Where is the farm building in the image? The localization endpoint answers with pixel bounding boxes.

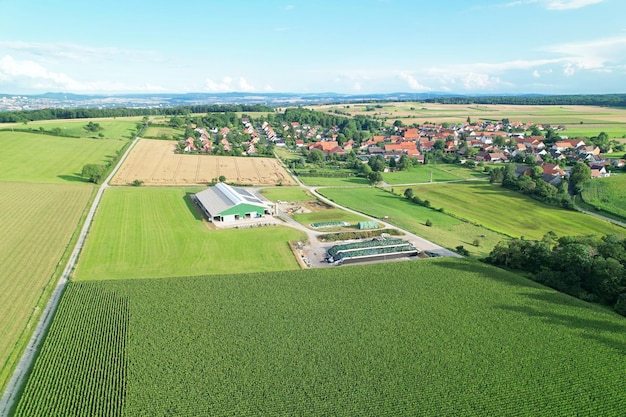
[357,221,379,230]
[193,182,273,222]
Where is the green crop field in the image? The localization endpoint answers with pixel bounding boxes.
[0,131,127,183]
[403,182,625,240]
[72,187,306,280]
[581,175,626,220]
[0,182,93,392]
[14,260,626,416]
[319,187,503,257]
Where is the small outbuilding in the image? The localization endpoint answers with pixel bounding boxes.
[193,182,273,222]
[357,221,379,230]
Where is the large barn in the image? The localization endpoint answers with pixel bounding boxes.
[193,182,273,222]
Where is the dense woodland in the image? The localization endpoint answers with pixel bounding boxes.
[486,234,626,316]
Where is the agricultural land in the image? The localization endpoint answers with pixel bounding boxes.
[3,102,626,415]
[0,123,131,393]
[14,260,626,416]
[111,139,296,186]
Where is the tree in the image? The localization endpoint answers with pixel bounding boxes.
[368,171,383,184]
[404,188,414,199]
[393,120,404,128]
[398,154,411,171]
[569,162,591,194]
[218,175,226,182]
[81,164,107,184]
[84,121,103,133]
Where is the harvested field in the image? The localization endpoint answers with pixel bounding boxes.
[112,139,296,186]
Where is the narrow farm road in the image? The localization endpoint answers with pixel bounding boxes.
[0,135,142,417]
[575,206,626,229]
[273,152,460,259]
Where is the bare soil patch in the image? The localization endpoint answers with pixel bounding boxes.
[112,139,296,186]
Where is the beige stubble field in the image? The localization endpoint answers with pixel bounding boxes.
[112,139,296,186]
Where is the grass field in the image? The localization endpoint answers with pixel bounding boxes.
[383,164,481,184]
[581,174,626,220]
[297,175,369,186]
[292,208,370,228]
[15,260,626,416]
[319,187,503,257]
[402,182,625,240]
[0,182,93,392]
[72,187,306,280]
[259,186,312,202]
[10,118,142,140]
[142,125,184,139]
[0,131,127,183]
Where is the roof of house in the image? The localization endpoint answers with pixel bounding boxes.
[195,182,270,216]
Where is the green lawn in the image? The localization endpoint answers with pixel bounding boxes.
[16,260,626,416]
[406,182,625,240]
[73,187,306,280]
[581,174,626,220]
[319,187,503,257]
[260,186,312,202]
[0,131,127,183]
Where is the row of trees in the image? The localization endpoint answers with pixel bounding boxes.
[0,104,273,123]
[426,94,626,107]
[488,164,574,209]
[485,233,626,316]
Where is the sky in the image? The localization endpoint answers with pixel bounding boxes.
[0,0,625,95]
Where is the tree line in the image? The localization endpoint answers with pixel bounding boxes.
[0,104,273,123]
[485,233,626,317]
[425,94,626,107]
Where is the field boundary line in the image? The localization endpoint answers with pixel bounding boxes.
[0,135,142,417]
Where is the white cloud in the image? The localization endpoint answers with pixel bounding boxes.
[542,36,626,70]
[238,77,255,91]
[0,41,157,63]
[205,76,234,92]
[399,72,430,91]
[353,82,362,91]
[563,63,576,76]
[532,70,541,77]
[462,73,505,90]
[504,0,604,10]
[0,55,165,93]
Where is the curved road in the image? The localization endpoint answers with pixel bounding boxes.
[0,135,142,417]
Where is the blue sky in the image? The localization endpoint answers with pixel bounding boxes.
[0,0,625,94]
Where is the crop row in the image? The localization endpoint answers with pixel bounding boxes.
[14,284,128,417]
[13,260,626,415]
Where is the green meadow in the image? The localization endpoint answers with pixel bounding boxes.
[73,187,306,280]
[260,186,312,202]
[10,118,142,140]
[297,175,369,186]
[292,208,369,228]
[405,182,625,240]
[383,165,476,184]
[16,260,626,416]
[581,174,626,220]
[319,187,503,257]
[0,131,127,183]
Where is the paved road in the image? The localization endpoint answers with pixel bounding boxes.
[575,206,626,228]
[0,135,142,417]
